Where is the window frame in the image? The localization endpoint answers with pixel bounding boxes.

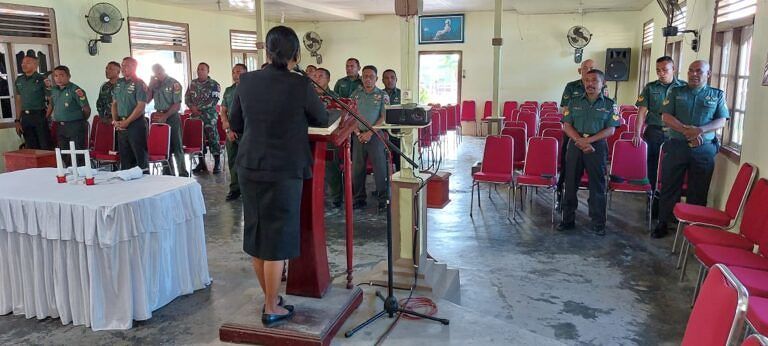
[638,20,654,95]
[229,30,259,72]
[127,17,192,86]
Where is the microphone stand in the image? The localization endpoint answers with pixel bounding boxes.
[293,66,449,337]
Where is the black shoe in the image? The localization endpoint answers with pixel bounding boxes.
[179,171,190,178]
[262,305,294,326]
[377,201,387,213]
[591,224,606,236]
[556,222,575,232]
[651,222,669,239]
[353,200,367,210]
[192,161,206,173]
[261,295,285,313]
[332,200,343,208]
[226,191,241,201]
[212,155,221,174]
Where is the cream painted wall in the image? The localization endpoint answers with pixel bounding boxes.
[0,0,262,171]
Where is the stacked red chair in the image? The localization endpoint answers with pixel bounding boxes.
[90,120,119,170]
[147,123,171,175]
[513,136,559,222]
[517,111,537,139]
[460,100,477,136]
[470,135,515,219]
[182,117,205,174]
[501,127,526,170]
[608,139,653,230]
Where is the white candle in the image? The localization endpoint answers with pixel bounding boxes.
[83,151,93,179]
[68,141,78,181]
[55,148,64,176]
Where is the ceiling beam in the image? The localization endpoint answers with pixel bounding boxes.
[273,0,364,21]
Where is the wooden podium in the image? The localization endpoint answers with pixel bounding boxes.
[220,98,362,345]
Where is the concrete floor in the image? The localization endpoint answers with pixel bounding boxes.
[0,136,696,345]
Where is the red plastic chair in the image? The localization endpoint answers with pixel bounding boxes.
[608,139,653,230]
[627,115,638,131]
[504,109,520,123]
[88,119,99,150]
[519,105,537,115]
[513,136,559,222]
[540,108,558,118]
[90,121,119,169]
[471,135,515,219]
[619,105,638,113]
[541,115,563,122]
[503,120,527,133]
[741,334,768,346]
[517,111,537,139]
[502,101,518,120]
[607,124,628,162]
[147,123,171,175]
[541,128,564,170]
[672,163,758,254]
[541,101,558,108]
[501,127,526,170]
[681,264,748,346]
[522,101,539,109]
[446,105,457,131]
[538,121,562,136]
[438,107,448,138]
[483,101,493,118]
[461,100,477,136]
[680,179,768,280]
[620,132,635,140]
[182,118,204,171]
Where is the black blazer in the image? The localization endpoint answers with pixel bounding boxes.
[230,65,329,181]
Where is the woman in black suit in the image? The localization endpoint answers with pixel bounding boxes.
[229,25,328,325]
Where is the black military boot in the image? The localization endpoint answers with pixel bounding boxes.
[192,154,207,173]
[212,155,221,174]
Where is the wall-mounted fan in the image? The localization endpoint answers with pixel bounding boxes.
[303,31,323,64]
[567,26,592,63]
[85,2,124,56]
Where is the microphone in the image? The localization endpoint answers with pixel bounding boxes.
[293,65,307,76]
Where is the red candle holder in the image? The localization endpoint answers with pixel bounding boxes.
[85,177,95,186]
[56,175,66,184]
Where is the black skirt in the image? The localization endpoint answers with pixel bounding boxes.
[238,167,303,261]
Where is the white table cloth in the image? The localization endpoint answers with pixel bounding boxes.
[0,168,211,330]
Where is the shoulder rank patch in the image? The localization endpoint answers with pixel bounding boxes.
[75,89,85,99]
[173,82,182,93]
[637,96,644,102]
[662,99,670,105]
[563,109,570,117]
[612,115,620,121]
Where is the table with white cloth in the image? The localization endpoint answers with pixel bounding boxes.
[0,168,211,330]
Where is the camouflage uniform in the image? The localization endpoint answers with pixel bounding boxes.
[185,77,221,155]
[96,80,116,122]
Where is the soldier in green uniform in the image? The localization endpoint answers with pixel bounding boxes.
[634,56,687,216]
[652,60,729,238]
[220,63,247,201]
[112,57,149,172]
[147,63,188,177]
[48,65,90,166]
[382,69,402,172]
[333,58,363,98]
[96,61,121,124]
[312,68,333,95]
[351,65,390,211]
[312,67,344,208]
[185,62,222,174]
[558,69,620,236]
[14,55,52,150]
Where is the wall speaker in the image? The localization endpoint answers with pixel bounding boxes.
[605,48,631,81]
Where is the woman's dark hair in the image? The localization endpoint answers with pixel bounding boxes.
[265,26,300,70]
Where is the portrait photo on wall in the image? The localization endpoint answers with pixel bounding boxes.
[419,14,465,44]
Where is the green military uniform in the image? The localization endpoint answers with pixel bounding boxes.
[222,83,239,194]
[333,75,362,98]
[560,79,609,108]
[113,77,149,171]
[15,72,52,149]
[50,82,89,166]
[384,87,402,171]
[635,78,687,193]
[96,80,116,122]
[561,93,621,231]
[185,77,221,157]
[384,87,401,105]
[350,86,390,207]
[656,85,729,226]
[149,76,187,176]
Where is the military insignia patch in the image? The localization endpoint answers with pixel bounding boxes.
[173,83,181,93]
[612,115,620,121]
[563,109,570,116]
[75,89,85,99]
[563,95,569,100]
[662,99,670,105]
[637,96,644,102]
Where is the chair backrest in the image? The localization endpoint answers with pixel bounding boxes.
[540,108,558,118]
[541,114,563,122]
[92,121,115,153]
[682,264,748,346]
[620,105,638,112]
[504,109,520,122]
[419,125,432,147]
[736,179,768,245]
[500,127,526,162]
[517,112,537,138]
[627,114,638,131]
[503,101,518,120]
[742,334,768,346]
[607,124,629,160]
[522,101,539,109]
[446,105,457,130]
[620,131,635,140]
[480,135,514,176]
[621,110,638,122]
[438,108,448,135]
[148,123,171,159]
[430,109,441,141]
[483,100,493,118]
[216,115,226,142]
[183,118,204,149]
[541,101,558,108]
[503,120,527,134]
[519,105,537,114]
[461,100,476,121]
[538,121,562,136]
[541,128,564,165]
[725,163,758,219]
[89,119,99,149]
[523,137,558,178]
[609,139,648,181]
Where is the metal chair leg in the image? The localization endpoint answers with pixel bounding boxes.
[477,182,482,209]
[679,242,691,282]
[507,185,513,221]
[691,265,707,307]
[470,181,475,217]
[672,222,685,254]
[551,188,556,224]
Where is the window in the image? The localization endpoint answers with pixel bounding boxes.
[418,51,462,105]
[128,17,191,113]
[710,0,757,153]
[666,1,686,74]
[0,3,59,128]
[666,40,683,74]
[230,30,259,72]
[638,20,654,93]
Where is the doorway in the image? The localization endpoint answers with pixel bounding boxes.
[418,51,461,105]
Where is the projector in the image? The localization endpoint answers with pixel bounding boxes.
[662,26,679,37]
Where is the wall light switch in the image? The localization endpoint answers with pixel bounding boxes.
[403,90,412,100]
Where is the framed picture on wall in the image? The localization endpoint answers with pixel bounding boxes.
[419,14,464,44]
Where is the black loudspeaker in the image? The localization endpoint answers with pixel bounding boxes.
[605,48,631,81]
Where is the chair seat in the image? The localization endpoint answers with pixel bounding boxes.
[608,182,652,192]
[91,152,119,162]
[747,296,768,334]
[684,225,755,250]
[674,203,732,227]
[695,244,768,270]
[148,154,167,162]
[516,175,556,187]
[184,146,202,154]
[730,266,768,298]
[473,171,513,183]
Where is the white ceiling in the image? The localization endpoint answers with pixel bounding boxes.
[144,0,655,22]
